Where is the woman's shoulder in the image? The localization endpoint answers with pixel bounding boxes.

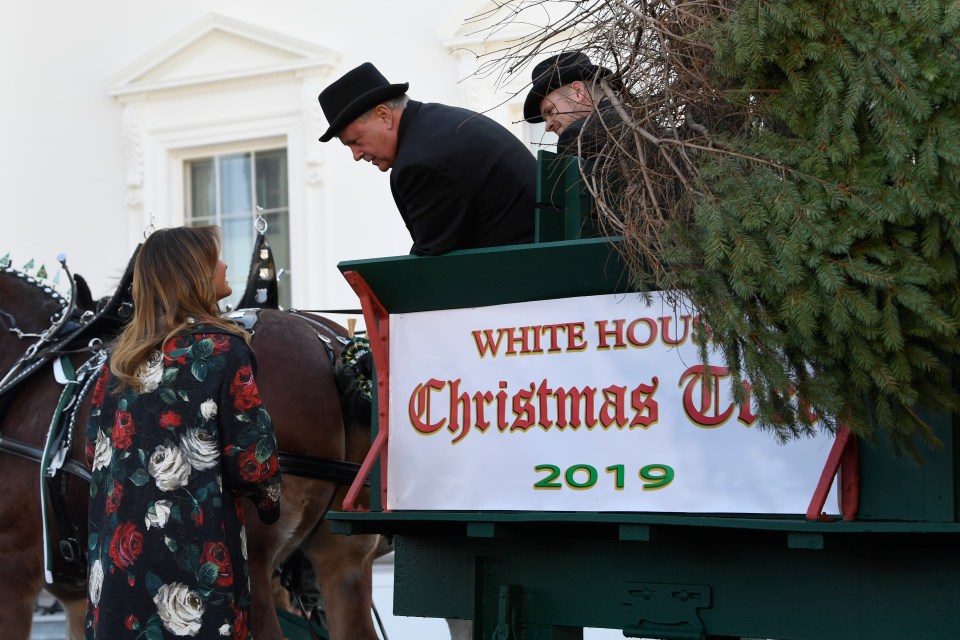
[180,319,244,339]
[164,323,250,357]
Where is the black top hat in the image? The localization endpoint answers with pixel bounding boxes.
[318,62,409,142]
[523,51,614,123]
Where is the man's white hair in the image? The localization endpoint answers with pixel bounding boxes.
[357,94,410,121]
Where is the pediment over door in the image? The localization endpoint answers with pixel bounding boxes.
[105,13,339,259]
[108,13,338,98]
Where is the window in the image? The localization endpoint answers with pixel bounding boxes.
[184,147,291,310]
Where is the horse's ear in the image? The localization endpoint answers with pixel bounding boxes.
[236,233,279,310]
[72,275,95,312]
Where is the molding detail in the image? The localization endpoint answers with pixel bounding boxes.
[108,13,338,101]
[121,105,144,207]
[302,76,327,186]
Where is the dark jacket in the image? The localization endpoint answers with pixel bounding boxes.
[390,101,536,255]
[557,100,621,158]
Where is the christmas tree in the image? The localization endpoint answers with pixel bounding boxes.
[481,0,960,455]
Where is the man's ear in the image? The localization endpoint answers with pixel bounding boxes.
[374,104,396,128]
[570,80,588,102]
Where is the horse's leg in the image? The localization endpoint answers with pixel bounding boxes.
[0,559,41,640]
[247,551,285,640]
[302,516,381,640]
[246,475,341,640]
[247,311,356,639]
[0,426,50,640]
[60,596,87,640]
[303,395,381,640]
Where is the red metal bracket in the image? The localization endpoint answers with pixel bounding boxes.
[341,271,390,512]
[806,425,860,521]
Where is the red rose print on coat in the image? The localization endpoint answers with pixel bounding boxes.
[209,333,232,355]
[159,410,182,430]
[232,602,249,640]
[201,541,233,587]
[162,335,192,364]
[112,411,136,450]
[237,444,278,483]
[105,479,124,514]
[108,521,143,570]
[230,366,262,412]
[91,367,109,407]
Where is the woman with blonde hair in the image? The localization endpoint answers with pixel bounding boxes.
[85,225,281,639]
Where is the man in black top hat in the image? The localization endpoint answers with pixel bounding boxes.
[523,51,620,158]
[318,62,535,256]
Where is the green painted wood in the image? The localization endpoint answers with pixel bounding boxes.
[857,403,959,522]
[534,150,592,242]
[328,510,960,536]
[383,529,960,639]
[337,238,633,314]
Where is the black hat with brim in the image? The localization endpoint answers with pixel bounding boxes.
[318,62,409,142]
[523,51,614,123]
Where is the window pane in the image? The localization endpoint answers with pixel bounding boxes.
[255,149,288,210]
[220,213,254,311]
[188,159,215,221]
[219,153,252,214]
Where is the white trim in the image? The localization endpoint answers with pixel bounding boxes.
[108,13,338,96]
[153,116,318,307]
[109,61,335,98]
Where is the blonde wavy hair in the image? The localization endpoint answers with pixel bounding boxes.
[110,225,251,393]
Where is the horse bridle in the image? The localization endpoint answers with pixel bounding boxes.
[0,258,89,393]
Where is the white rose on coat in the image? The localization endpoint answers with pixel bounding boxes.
[138,350,164,393]
[148,443,192,492]
[89,559,103,606]
[92,429,113,472]
[145,499,173,530]
[200,399,217,420]
[154,582,205,636]
[180,428,219,471]
[267,482,281,502]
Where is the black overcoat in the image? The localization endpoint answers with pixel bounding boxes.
[557,100,621,158]
[390,101,536,255]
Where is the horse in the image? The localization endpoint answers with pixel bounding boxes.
[0,263,382,640]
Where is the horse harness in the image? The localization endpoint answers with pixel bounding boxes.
[1,289,366,588]
[225,308,368,484]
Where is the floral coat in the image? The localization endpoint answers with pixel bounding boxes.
[85,326,281,639]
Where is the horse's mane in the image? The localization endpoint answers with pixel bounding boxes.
[0,245,139,352]
[0,266,68,309]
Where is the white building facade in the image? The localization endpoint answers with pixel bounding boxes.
[1,0,549,309]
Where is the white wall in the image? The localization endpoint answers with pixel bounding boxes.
[0,0,541,308]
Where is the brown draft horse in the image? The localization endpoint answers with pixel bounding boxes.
[0,265,381,640]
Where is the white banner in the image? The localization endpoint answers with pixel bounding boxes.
[387,292,837,513]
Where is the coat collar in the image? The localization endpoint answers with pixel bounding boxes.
[396,100,423,152]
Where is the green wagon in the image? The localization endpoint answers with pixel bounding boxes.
[328,155,960,640]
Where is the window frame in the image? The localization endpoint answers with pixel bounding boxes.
[180,139,291,309]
